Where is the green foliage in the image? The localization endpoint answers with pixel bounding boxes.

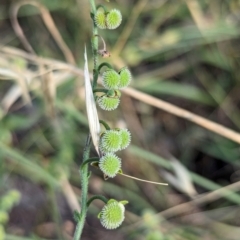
[1,0,240,239]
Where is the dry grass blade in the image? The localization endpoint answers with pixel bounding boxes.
[161,158,197,197]
[10,0,75,64]
[2,46,240,145]
[84,46,100,155]
[0,68,31,110]
[122,87,240,144]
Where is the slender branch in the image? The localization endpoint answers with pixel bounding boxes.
[73,135,91,240]
[2,46,240,144]
[93,88,109,94]
[98,62,113,72]
[10,1,75,64]
[87,195,108,207]
[89,0,96,12]
[118,172,168,186]
[96,4,108,12]
[90,0,99,89]
[81,157,100,169]
[99,120,111,130]
[122,87,240,144]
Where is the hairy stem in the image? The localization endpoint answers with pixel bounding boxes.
[73,135,91,240]
[73,0,98,239]
[91,0,99,89]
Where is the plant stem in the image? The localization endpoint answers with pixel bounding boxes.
[73,135,91,240]
[98,62,113,72]
[81,157,100,169]
[99,120,111,130]
[87,195,108,207]
[73,0,99,239]
[93,88,109,94]
[90,0,99,89]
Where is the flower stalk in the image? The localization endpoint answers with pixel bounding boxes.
[73,0,144,238]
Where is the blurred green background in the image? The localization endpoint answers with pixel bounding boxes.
[1,0,240,239]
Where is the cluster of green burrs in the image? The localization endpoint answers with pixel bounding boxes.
[98,127,131,178]
[89,3,131,230]
[76,1,166,237]
[93,5,132,112]
[95,6,122,29]
[96,64,132,111]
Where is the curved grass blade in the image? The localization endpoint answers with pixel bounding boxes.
[84,46,100,155]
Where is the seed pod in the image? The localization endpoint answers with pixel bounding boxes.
[100,130,122,153]
[118,129,131,150]
[98,199,126,229]
[98,95,120,111]
[95,9,107,29]
[102,69,120,90]
[106,9,122,30]
[118,67,132,89]
[99,153,121,178]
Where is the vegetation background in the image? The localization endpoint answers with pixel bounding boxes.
[1,0,240,239]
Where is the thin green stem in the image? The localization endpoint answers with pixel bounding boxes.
[93,88,109,94]
[96,4,108,12]
[93,68,99,89]
[81,157,100,169]
[99,120,111,130]
[98,62,113,72]
[73,0,99,239]
[73,135,91,240]
[89,0,96,12]
[87,195,108,207]
[90,0,99,89]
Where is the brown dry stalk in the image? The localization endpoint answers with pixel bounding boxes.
[122,87,240,144]
[124,180,240,232]
[185,0,209,30]
[10,0,75,64]
[2,46,240,144]
[9,1,79,214]
[159,179,240,219]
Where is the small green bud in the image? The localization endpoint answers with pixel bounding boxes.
[100,130,122,153]
[118,67,132,89]
[98,199,126,229]
[102,69,120,90]
[95,9,107,29]
[106,9,122,30]
[98,95,120,111]
[118,129,131,150]
[99,153,121,178]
